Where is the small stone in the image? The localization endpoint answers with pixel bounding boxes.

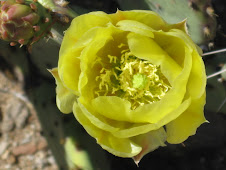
[35,150,48,169]
[21,134,31,145]
[4,164,12,169]
[36,150,46,159]
[1,119,14,132]
[1,99,25,132]
[47,155,56,165]
[12,142,37,156]
[0,141,9,155]
[7,154,16,164]
[37,139,48,150]
[26,154,35,161]
[1,149,10,160]
[6,99,23,119]
[15,106,29,129]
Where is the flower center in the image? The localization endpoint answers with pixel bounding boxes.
[132,73,148,90]
[94,44,171,110]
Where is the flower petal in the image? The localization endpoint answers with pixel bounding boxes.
[132,127,167,164]
[127,32,182,84]
[187,50,206,99]
[58,13,115,94]
[58,51,81,95]
[78,99,120,133]
[59,26,120,95]
[49,68,76,113]
[73,101,142,157]
[78,26,124,99]
[116,20,154,38]
[111,97,191,138]
[153,31,187,66]
[166,92,207,144]
[110,10,167,30]
[155,29,206,99]
[59,11,112,56]
[90,96,190,138]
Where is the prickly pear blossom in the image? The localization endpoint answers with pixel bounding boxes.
[0,0,52,46]
[50,10,207,163]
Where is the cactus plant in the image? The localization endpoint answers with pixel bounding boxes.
[117,0,217,45]
[0,0,52,46]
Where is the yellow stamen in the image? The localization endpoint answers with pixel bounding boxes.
[94,47,171,109]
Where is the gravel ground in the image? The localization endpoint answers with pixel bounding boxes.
[0,62,58,170]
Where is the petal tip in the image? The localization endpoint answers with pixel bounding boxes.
[132,157,140,167]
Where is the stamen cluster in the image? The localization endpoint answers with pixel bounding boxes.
[95,44,171,109]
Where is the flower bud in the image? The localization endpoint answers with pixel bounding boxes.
[0,0,52,45]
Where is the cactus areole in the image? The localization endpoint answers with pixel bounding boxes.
[0,0,52,46]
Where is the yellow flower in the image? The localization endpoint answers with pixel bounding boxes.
[50,10,207,163]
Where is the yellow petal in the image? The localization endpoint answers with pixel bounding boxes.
[78,99,120,133]
[166,92,207,144]
[155,29,206,99]
[58,13,115,95]
[111,97,191,138]
[58,51,81,95]
[73,101,142,157]
[110,10,167,30]
[59,11,112,56]
[92,96,132,121]
[49,68,76,113]
[160,29,197,51]
[169,19,188,34]
[127,32,182,84]
[154,31,188,66]
[132,127,167,164]
[187,50,206,99]
[78,26,123,98]
[154,29,198,65]
[59,26,115,96]
[91,96,190,138]
[116,20,154,38]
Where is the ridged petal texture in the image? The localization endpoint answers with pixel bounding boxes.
[50,10,207,163]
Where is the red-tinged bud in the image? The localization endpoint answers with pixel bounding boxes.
[22,13,39,25]
[0,0,52,46]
